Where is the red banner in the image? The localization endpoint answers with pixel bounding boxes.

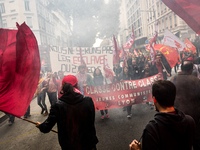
[84,74,162,110]
[0,23,40,117]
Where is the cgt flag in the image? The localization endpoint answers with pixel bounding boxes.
[0,22,40,117]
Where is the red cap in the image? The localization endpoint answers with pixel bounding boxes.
[62,75,78,86]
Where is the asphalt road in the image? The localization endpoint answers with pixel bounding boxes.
[0,97,155,150]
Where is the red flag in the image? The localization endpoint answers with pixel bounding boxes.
[154,44,179,68]
[184,38,197,53]
[103,59,114,81]
[121,44,128,67]
[149,31,158,63]
[113,35,120,64]
[162,0,200,34]
[123,25,135,49]
[0,22,40,117]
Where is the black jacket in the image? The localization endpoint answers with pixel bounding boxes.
[142,109,195,150]
[38,93,98,150]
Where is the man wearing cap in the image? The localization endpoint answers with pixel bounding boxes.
[36,75,98,150]
[170,57,200,150]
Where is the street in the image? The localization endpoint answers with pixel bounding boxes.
[0,98,155,150]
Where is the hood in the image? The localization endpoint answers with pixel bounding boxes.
[59,92,83,105]
[154,109,190,134]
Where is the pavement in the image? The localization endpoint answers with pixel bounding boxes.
[0,111,8,124]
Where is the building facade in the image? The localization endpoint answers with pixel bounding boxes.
[0,0,71,71]
[119,0,196,49]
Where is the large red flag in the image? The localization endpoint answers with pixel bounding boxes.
[184,38,197,53]
[123,25,135,49]
[162,0,200,34]
[0,22,40,117]
[154,44,179,68]
[113,35,120,64]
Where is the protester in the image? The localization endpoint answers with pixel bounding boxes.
[129,80,195,150]
[36,75,98,150]
[76,64,94,94]
[170,57,200,150]
[93,68,109,119]
[113,62,122,81]
[46,72,58,106]
[128,58,140,80]
[35,72,48,116]
[119,66,133,118]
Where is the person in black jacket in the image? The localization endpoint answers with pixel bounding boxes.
[36,75,98,150]
[129,80,195,150]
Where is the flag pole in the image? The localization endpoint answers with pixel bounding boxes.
[20,117,58,133]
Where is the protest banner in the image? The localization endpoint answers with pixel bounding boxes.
[49,46,113,75]
[84,74,162,110]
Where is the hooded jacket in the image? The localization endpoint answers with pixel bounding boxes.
[142,109,195,150]
[38,92,98,150]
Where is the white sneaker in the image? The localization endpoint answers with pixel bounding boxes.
[127,114,132,118]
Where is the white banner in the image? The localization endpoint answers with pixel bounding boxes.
[163,29,185,51]
[49,46,114,75]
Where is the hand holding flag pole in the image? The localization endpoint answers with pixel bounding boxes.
[21,117,58,133]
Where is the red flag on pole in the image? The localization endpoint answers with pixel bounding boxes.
[113,35,120,65]
[154,44,179,68]
[103,59,114,81]
[121,44,128,67]
[162,0,200,34]
[149,31,158,63]
[0,22,40,117]
[123,25,135,49]
[184,38,197,53]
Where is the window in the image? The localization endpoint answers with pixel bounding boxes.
[26,17,32,28]
[0,3,5,13]
[24,0,30,11]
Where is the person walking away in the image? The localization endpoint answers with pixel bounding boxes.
[36,75,98,150]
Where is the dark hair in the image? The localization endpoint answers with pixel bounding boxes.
[93,68,103,77]
[60,83,77,95]
[181,61,193,72]
[152,80,176,107]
